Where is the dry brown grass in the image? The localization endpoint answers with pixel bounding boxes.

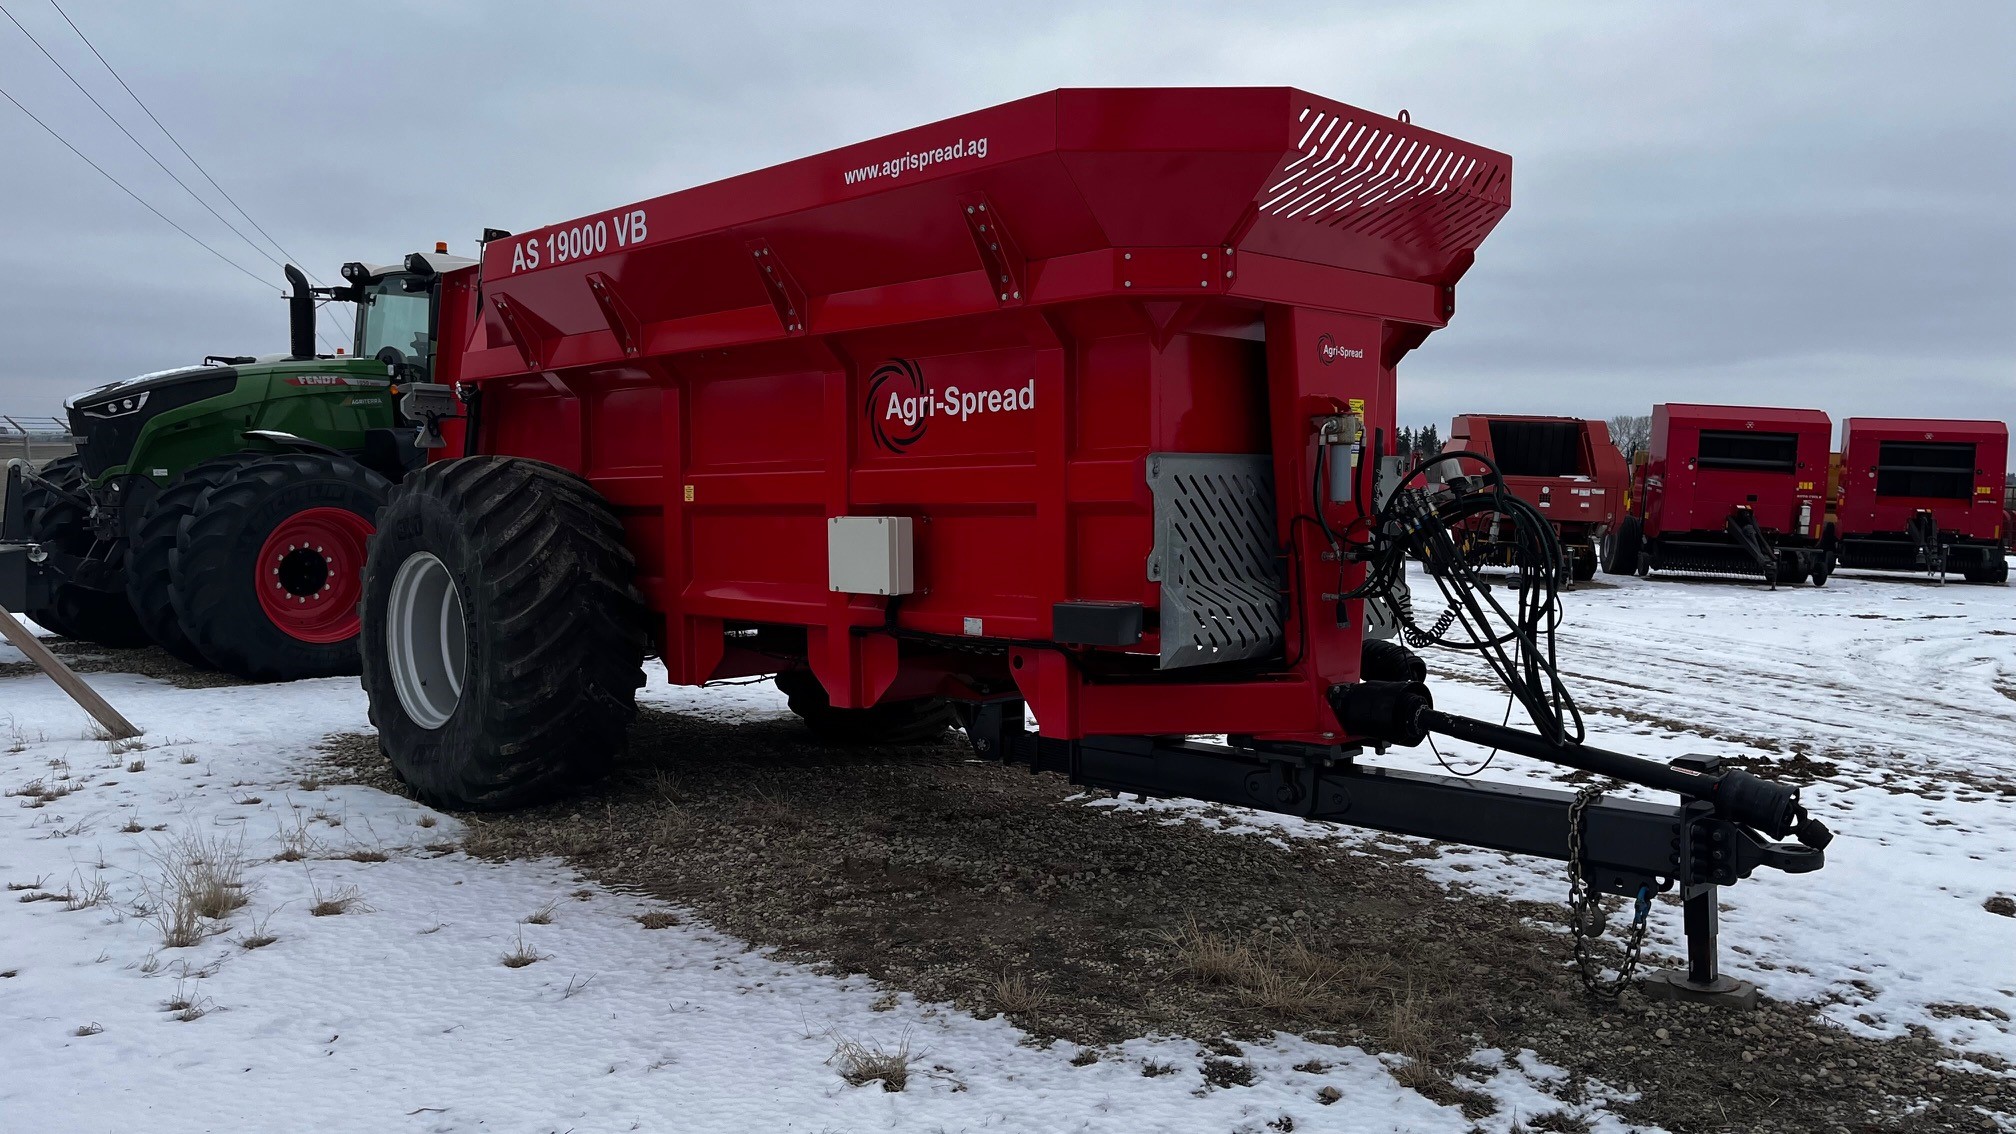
[522,901,558,926]
[159,981,210,1020]
[309,882,365,917]
[1166,920,1414,1025]
[154,832,249,921]
[126,759,146,773]
[990,969,1048,1015]
[500,933,544,969]
[827,1028,916,1092]
[635,911,678,930]
[63,875,111,912]
[236,911,279,950]
[272,814,321,862]
[1168,918,1254,985]
[138,833,248,947]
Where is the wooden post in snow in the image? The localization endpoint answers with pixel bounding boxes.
[0,604,140,740]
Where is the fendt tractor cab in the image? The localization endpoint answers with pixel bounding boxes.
[0,249,473,680]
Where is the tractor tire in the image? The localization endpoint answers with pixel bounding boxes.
[170,452,391,681]
[125,454,257,666]
[17,455,149,646]
[360,457,647,811]
[775,668,960,745]
[1601,516,1642,576]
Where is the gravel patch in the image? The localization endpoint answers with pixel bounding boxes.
[0,637,251,689]
[319,706,2014,1131]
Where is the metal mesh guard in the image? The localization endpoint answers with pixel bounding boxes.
[1146,453,1283,669]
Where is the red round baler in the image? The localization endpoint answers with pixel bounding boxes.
[1831,417,2008,584]
[1604,403,1833,587]
[1438,414,1629,581]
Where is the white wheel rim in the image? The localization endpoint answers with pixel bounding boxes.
[387,552,465,730]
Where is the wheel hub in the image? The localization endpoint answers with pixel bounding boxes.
[253,507,374,643]
[276,546,331,598]
[385,551,467,730]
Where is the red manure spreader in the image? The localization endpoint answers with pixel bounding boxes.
[1605,403,1833,587]
[362,89,1829,999]
[1437,415,1627,581]
[1830,418,2008,584]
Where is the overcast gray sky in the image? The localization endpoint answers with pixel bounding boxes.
[1,1,2010,433]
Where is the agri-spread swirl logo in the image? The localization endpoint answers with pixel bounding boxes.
[1315,333,1365,365]
[866,358,1035,454]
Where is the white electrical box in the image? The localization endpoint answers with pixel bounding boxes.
[827,515,915,596]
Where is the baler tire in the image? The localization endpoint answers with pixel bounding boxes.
[1601,517,1642,576]
[1964,553,2008,586]
[125,453,257,666]
[1775,552,1809,588]
[360,456,647,811]
[1569,545,1598,582]
[774,669,959,746]
[18,455,148,647]
[1812,524,1837,587]
[170,452,391,681]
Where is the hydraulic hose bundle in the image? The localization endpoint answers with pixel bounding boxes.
[1328,451,1831,849]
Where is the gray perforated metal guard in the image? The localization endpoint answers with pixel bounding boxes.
[1146,453,1283,669]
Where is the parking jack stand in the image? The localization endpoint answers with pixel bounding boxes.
[1641,882,1759,1009]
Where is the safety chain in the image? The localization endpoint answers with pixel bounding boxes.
[1567,782,1653,998]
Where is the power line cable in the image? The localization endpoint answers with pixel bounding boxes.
[48,3,305,270]
[0,83,346,354]
[41,0,355,343]
[0,83,278,292]
[0,2,291,271]
[0,1,346,351]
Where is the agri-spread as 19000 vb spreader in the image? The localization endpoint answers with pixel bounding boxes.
[357,89,1830,1002]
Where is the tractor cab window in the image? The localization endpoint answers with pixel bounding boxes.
[358,278,433,373]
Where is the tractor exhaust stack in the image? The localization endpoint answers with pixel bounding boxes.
[284,264,316,360]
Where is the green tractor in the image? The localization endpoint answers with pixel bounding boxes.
[1,250,471,681]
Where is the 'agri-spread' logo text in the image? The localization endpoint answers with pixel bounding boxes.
[1316,334,1365,365]
[866,358,1034,454]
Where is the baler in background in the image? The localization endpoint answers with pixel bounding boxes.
[358,89,1830,1004]
[1604,403,1833,587]
[1829,418,2007,584]
[1436,414,1627,581]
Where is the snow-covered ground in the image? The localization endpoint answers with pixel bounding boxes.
[1,566,2011,1132]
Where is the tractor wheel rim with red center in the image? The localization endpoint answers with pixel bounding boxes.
[254,507,375,643]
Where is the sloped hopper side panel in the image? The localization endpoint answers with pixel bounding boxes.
[1146,453,1283,669]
